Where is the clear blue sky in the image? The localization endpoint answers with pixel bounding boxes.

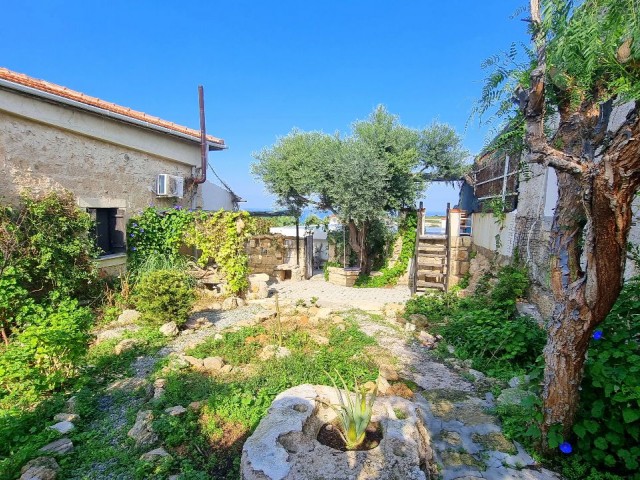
[1,1,528,213]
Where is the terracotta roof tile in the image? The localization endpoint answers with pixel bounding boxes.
[0,67,224,146]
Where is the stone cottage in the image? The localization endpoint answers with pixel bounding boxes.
[0,67,236,271]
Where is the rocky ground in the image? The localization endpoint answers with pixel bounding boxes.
[23,279,559,480]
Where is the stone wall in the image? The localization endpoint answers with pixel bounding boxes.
[246,234,308,281]
[447,236,471,289]
[0,110,200,213]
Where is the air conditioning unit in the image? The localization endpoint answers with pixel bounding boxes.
[156,174,184,198]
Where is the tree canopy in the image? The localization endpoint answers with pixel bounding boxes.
[252,106,468,272]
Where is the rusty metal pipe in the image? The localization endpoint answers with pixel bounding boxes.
[193,85,207,185]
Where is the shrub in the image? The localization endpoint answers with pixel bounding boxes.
[127,206,194,272]
[569,277,640,475]
[133,269,195,326]
[0,298,93,406]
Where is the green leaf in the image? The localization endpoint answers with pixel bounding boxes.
[573,423,586,439]
[622,408,640,423]
[584,419,599,434]
[591,400,605,418]
[594,437,608,450]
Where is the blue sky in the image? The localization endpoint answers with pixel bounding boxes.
[1,1,528,214]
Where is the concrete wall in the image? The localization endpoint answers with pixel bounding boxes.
[201,181,236,212]
[470,211,517,259]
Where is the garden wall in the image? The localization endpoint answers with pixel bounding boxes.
[246,234,309,280]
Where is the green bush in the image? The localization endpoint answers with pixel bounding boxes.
[127,206,194,272]
[133,269,195,326]
[569,277,640,476]
[0,298,93,406]
[405,290,460,324]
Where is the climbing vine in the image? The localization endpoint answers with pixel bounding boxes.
[185,210,255,294]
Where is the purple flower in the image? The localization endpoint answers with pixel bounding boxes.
[592,330,603,340]
[559,442,572,454]
[132,222,138,227]
[130,233,135,238]
[174,205,182,210]
[140,228,145,233]
[131,246,137,251]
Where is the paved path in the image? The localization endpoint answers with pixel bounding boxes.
[270,274,411,311]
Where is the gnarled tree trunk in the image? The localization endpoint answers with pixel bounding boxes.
[524,0,640,448]
[347,219,372,274]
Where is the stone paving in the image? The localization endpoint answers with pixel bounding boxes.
[270,274,412,311]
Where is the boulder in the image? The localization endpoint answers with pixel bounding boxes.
[20,457,59,480]
[159,321,179,337]
[203,356,225,371]
[467,369,486,382]
[140,447,172,462]
[185,316,213,330]
[49,421,74,435]
[53,413,79,423]
[64,396,77,414]
[408,313,428,326]
[182,355,204,368]
[404,323,416,332]
[383,302,405,317]
[222,296,244,310]
[127,410,158,448]
[248,274,270,299]
[258,345,291,361]
[165,405,187,417]
[255,311,277,323]
[117,309,141,325]
[379,364,400,381]
[153,378,167,389]
[189,401,204,411]
[241,384,433,480]
[508,374,531,389]
[114,338,140,355]
[220,364,234,374]
[39,438,74,455]
[376,376,390,394]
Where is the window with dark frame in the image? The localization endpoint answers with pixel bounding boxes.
[87,208,126,256]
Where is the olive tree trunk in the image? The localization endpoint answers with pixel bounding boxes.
[347,219,373,274]
[524,0,640,447]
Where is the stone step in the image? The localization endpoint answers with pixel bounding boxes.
[416,281,446,290]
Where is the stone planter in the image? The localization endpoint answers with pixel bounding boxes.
[327,267,360,287]
[241,384,434,480]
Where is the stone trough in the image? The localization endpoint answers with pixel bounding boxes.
[241,384,435,480]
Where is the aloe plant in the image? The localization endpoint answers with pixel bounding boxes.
[325,370,377,450]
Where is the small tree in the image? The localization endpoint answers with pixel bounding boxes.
[252,106,468,273]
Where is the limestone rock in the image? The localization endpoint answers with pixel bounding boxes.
[508,374,531,389]
[467,369,486,381]
[64,396,77,414]
[182,355,204,368]
[376,376,390,394]
[255,311,277,322]
[153,378,167,389]
[185,316,213,330]
[202,356,225,371]
[241,384,431,480]
[222,296,244,310]
[165,405,187,416]
[20,457,59,480]
[408,313,428,325]
[258,345,291,361]
[53,413,79,423]
[159,321,179,337]
[220,364,234,374]
[127,410,158,448]
[49,421,74,435]
[383,302,405,317]
[209,302,222,310]
[404,322,417,332]
[117,309,141,324]
[379,364,400,381]
[114,338,140,355]
[311,334,329,346]
[248,273,270,300]
[140,447,172,462]
[39,438,74,455]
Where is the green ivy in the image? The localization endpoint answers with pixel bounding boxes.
[127,206,194,272]
[185,210,254,294]
[355,211,417,287]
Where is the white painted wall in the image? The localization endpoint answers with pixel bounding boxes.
[201,181,236,211]
[470,211,517,258]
